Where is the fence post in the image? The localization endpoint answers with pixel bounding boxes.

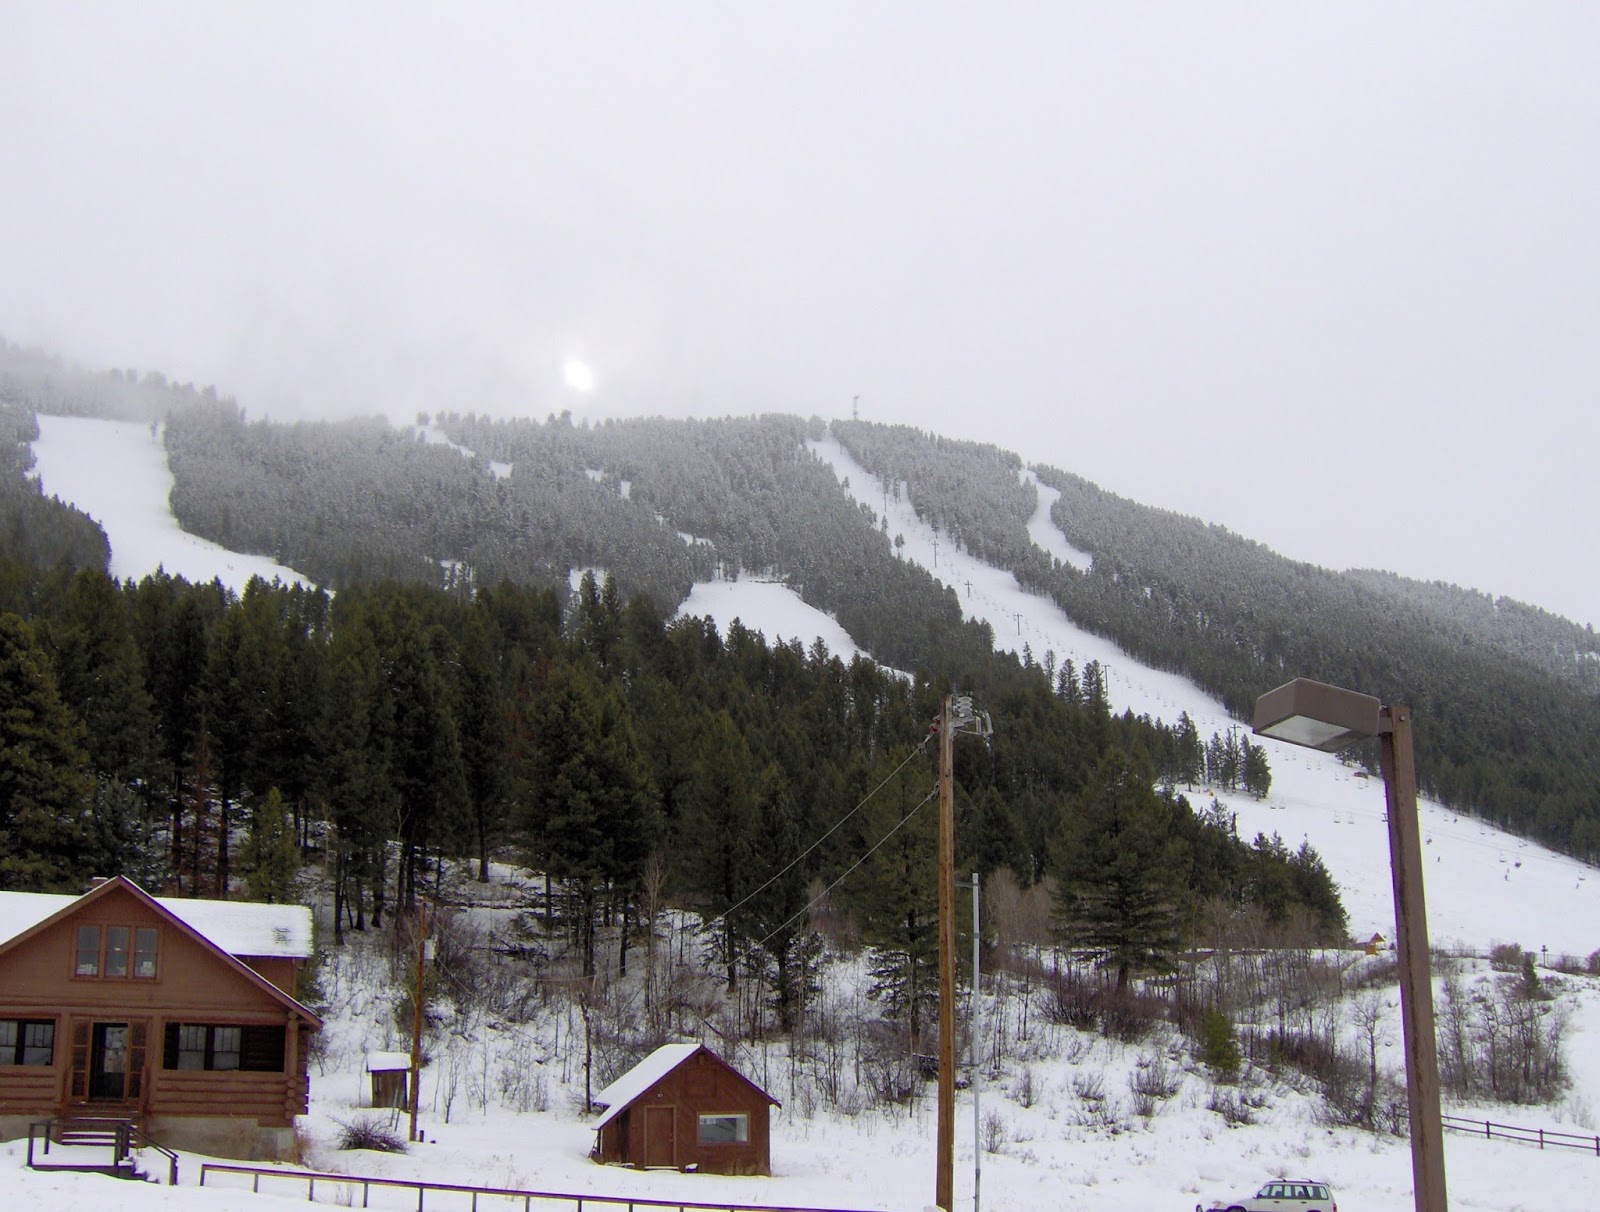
[1485,1120,1491,1139]
[1539,1128,1545,1150]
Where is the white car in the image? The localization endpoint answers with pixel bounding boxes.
[1206,1179,1337,1212]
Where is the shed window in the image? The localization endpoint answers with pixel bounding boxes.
[164,1024,285,1072]
[0,1019,55,1066]
[697,1113,749,1145]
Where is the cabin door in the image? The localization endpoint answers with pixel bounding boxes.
[80,1021,145,1103]
[643,1105,675,1167]
[90,1023,129,1099]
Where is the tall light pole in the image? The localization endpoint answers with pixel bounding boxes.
[936,695,990,1212]
[1253,678,1446,1212]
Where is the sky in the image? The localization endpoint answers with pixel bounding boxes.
[4,4,1598,626]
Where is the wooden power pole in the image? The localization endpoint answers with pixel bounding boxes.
[936,695,956,1212]
[408,901,429,1143]
[934,694,991,1212]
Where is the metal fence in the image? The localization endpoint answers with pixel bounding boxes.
[197,1163,894,1212]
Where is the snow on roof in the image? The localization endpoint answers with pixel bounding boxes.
[366,1051,413,1072]
[591,1043,702,1131]
[0,889,314,959]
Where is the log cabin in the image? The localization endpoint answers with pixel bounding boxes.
[0,875,320,1159]
[591,1042,779,1175]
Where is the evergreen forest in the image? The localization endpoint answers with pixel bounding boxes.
[2,338,1595,995]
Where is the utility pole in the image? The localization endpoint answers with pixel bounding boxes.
[971,869,982,1212]
[408,901,430,1143]
[936,696,991,1212]
[936,697,956,1212]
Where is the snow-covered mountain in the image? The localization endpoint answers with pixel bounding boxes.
[31,415,1600,957]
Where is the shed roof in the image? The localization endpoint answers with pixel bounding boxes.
[0,888,314,959]
[591,1043,778,1132]
[366,1051,413,1073]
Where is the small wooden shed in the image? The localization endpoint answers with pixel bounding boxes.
[591,1043,779,1176]
[365,1051,411,1109]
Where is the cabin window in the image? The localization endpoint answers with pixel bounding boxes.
[133,928,158,978]
[697,1113,749,1145]
[105,926,130,976]
[72,924,157,978]
[0,1019,55,1066]
[164,1024,285,1072]
[75,925,100,976]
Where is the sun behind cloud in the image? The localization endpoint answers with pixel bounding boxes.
[563,359,596,393]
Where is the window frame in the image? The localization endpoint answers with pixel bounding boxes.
[71,922,158,980]
[0,1018,56,1066]
[74,925,101,976]
[696,1112,750,1146]
[164,1023,285,1073]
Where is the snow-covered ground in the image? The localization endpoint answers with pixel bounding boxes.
[5,868,1600,1212]
[29,416,313,594]
[13,414,1600,1212]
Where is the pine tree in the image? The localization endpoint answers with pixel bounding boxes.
[1051,748,1189,989]
[0,612,94,889]
[241,787,300,903]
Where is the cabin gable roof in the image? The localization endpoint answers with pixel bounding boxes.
[0,876,321,1027]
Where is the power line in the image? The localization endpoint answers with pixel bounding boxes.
[718,734,933,922]
[752,782,939,954]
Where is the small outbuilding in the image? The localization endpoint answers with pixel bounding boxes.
[365,1052,412,1109]
[590,1042,779,1176]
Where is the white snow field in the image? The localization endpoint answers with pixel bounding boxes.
[29,415,313,593]
[11,414,1600,1212]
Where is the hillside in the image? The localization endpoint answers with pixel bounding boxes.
[4,340,1600,864]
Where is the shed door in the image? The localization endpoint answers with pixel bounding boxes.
[643,1105,675,1168]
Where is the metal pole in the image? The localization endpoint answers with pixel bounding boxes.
[936,696,956,1212]
[1379,705,1447,1212]
[972,870,981,1212]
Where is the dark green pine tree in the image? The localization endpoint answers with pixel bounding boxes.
[0,612,95,890]
[1241,734,1273,799]
[678,708,763,990]
[847,751,940,1045]
[385,612,469,914]
[1051,747,1189,989]
[321,617,397,936]
[203,582,287,896]
[44,568,157,784]
[1174,711,1204,789]
[514,659,649,976]
[456,609,510,882]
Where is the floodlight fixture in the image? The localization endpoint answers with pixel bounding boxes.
[1252,677,1381,752]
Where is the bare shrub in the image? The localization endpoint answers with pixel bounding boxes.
[336,1115,407,1153]
[1489,942,1524,971]
[1100,986,1163,1044]
[981,1108,1009,1153]
[1073,1070,1106,1104]
[1587,948,1600,976]
[1043,966,1099,1031]
[1129,1054,1181,1101]
[1207,1087,1254,1125]
[1013,1065,1037,1108]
